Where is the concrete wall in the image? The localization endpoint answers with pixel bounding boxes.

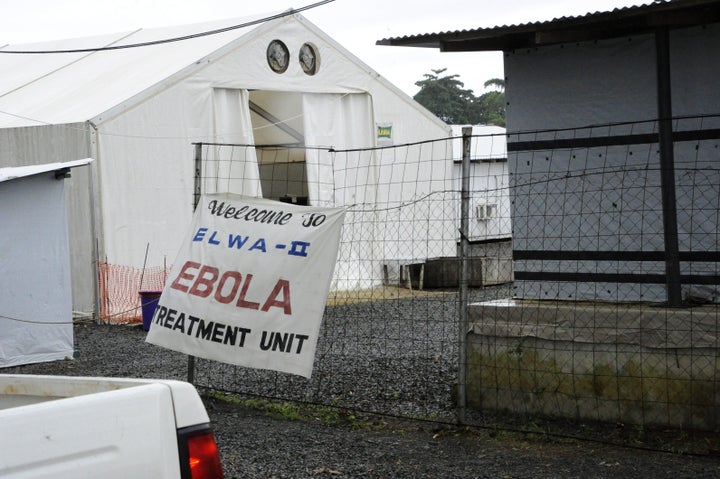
[466,300,720,430]
[383,238,514,289]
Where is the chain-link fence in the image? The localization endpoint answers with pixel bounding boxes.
[185,119,718,444]
[478,116,720,435]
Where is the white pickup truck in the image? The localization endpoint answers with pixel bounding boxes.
[0,374,224,479]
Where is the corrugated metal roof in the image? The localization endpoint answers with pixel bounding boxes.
[377,0,720,51]
[0,158,93,183]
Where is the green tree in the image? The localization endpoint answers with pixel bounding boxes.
[412,68,479,124]
[476,78,506,127]
[413,70,505,127]
[483,78,505,91]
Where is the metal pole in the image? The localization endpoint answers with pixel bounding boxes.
[193,143,203,212]
[187,143,203,383]
[457,127,472,423]
[88,124,103,324]
[655,27,683,307]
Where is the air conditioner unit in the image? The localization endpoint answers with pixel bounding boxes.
[475,203,497,221]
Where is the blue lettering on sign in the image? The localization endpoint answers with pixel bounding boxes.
[192,228,310,257]
[193,227,209,242]
[288,241,310,257]
[229,234,250,249]
[249,238,267,252]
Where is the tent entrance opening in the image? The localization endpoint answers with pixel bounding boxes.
[249,91,309,206]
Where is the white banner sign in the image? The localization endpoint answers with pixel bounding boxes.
[146,193,345,378]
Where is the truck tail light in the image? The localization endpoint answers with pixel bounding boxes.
[178,424,224,479]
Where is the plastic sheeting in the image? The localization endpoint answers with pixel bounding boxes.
[211,88,262,197]
[0,160,91,367]
[303,92,374,206]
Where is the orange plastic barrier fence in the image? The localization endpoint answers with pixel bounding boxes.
[98,262,171,324]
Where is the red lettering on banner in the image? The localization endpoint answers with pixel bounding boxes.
[189,265,219,297]
[170,261,201,292]
[170,261,291,315]
[236,274,260,310]
[261,280,292,314]
[215,271,242,304]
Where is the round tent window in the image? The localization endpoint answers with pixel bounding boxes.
[299,43,319,75]
[266,40,289,74]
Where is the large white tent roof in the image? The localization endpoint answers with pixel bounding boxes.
[0,14,269,128]
[0,10,447,134]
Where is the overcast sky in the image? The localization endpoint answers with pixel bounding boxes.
[1,0,643,97]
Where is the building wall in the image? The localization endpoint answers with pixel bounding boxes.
[505,34,657,132]
[505,24,720,303]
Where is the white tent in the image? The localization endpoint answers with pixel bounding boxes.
[0,12,451,320]
[0,159,92,367]
[451,125,511,243]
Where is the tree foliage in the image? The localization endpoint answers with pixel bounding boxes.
[413,68,505,127]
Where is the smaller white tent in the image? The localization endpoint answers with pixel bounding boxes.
[451,125,511,242]
[0,159,92,367]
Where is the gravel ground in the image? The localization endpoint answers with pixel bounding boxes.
[5,321,720,478]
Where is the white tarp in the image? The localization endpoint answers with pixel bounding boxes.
[303,92,375,206]
[210,88,262,197]
[146,193,345,378]
[0,159,92,367]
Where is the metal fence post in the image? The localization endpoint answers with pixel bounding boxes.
[655,27,682,307]
[187,143,203,384]
[457,127,472,424]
